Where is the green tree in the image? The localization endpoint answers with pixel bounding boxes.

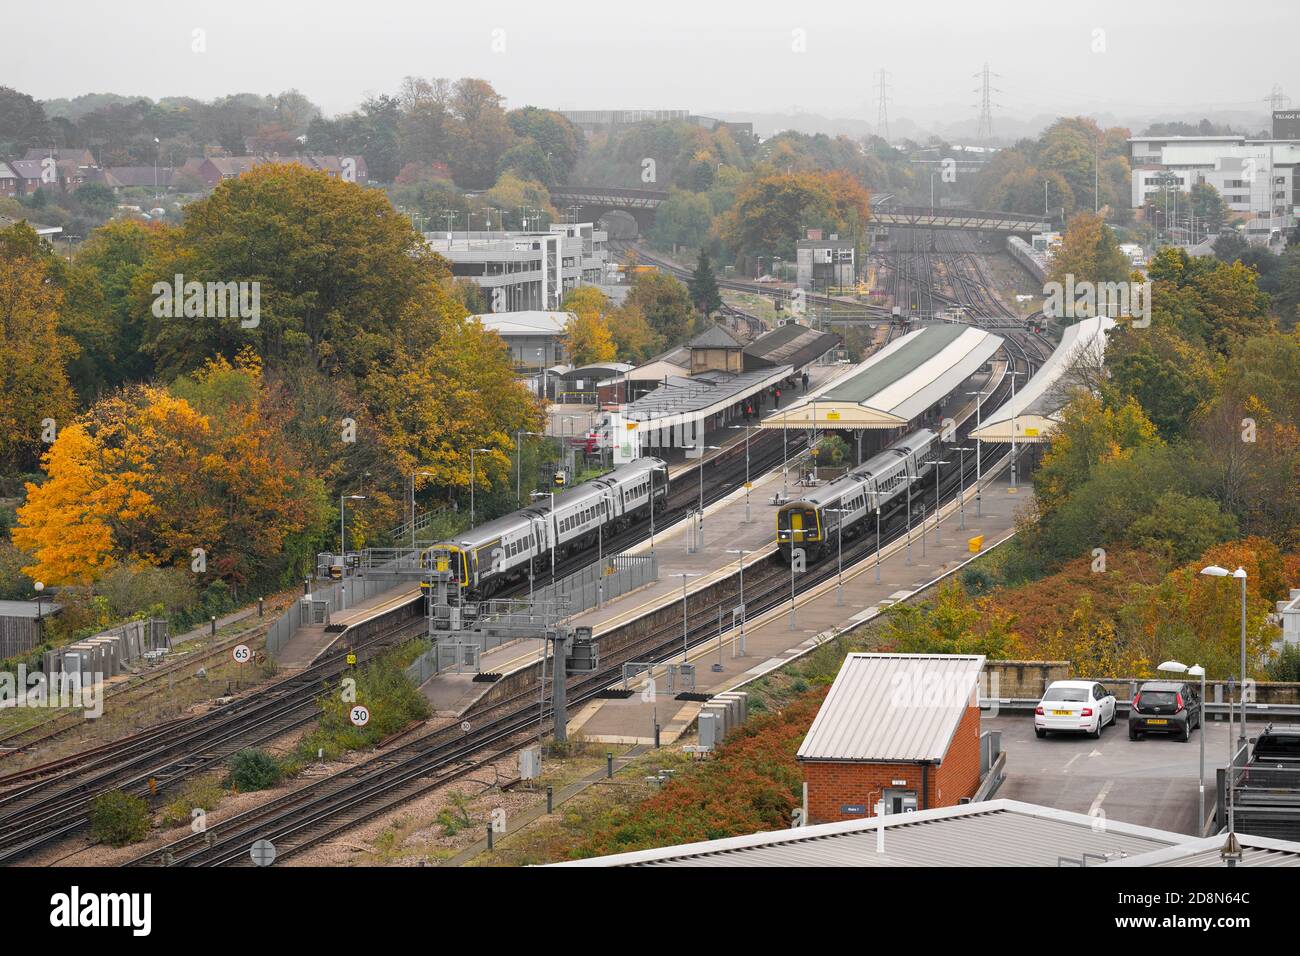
[87,790,150,847]
[688,249,723,317]
[626,270,693,346]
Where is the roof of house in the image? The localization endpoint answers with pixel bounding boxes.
[687,324,746,350]
[553,799,1187,868]
[797,652,985,763]
[0,599,63,619]
[744,322,840,369]
[8,159,46,179]
[98,167,174,188]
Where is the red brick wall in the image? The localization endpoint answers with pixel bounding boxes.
[801,705,982,824]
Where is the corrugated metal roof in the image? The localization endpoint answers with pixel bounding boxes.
[973,316,1114,442]
[797,653,985,762]
[743,323,840,369]
[1104,833,1300,868]
[555,800,1183,868]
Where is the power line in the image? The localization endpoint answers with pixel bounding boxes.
[972,62,1001,143]
[1264,83,1292,111]
[874,69,892,142]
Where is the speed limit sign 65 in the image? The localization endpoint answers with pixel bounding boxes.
[350,705,370,727]
[233,644,252,664]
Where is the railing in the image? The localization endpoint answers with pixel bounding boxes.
[532,553,658,617]
[389,503,449,545]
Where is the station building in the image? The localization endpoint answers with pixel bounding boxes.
[797,653,986,824]
[610,322,840,460]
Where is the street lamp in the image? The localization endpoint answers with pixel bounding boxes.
[725,549,751,657]
[34,581,46,641]
[410,470,434,549]
[469,447,490,526]
[1159,659,1207,833]
[965,389,988,517]
[1201,564,1249,748]
[340,494,366,610]
[729,424,753,523]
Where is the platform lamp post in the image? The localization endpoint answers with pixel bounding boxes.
[530,490,557,587]
[1007,371,1024,492]
[729,423,754,522]
[930,458,950,546]
[874,503,883,584]
[340,494,365,610]
[1201,564,1249,749]
[725,549,751,657]
[952,446,973,530]
[827,508,850,605]
[469,447,490,527]
[410,470,435,549]
[678,572,700,662]
[1159,659,1206,834]
[964,389,988,517]
[689,444,721,549]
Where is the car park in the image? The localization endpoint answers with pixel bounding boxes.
[1034,680,1116,738]
[1129,680,1201,742]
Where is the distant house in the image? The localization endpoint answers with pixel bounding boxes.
[0,162,17,197]
[184,154,369,187]
[21,147,97,167]
[93,166,174,192]
[7,159,52,196]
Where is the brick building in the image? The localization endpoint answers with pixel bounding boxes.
[797,653,985,823]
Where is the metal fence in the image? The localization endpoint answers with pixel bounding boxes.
[1220,755,1300,840]
[533,553,658,617]
[266,573,402,661]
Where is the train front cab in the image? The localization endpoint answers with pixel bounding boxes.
[420,545,470,595]
[777,502,822,560]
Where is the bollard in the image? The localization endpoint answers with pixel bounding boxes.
[210,615,216,636]
[486,825,493,851]
[258,597,264,618]
[607,752,613,778]
[547,785,554,814]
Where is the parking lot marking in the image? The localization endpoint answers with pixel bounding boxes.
[1087,780,1114,817]
[1061,753,1082,773]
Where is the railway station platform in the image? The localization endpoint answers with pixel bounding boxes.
[565,465,1034,746]
[275,584,418,669]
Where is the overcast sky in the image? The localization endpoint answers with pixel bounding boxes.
[10,0,1296,126]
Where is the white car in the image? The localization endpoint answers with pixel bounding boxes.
[1034,680,1116,739]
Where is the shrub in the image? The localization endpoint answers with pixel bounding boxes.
[88,790,151,847]
[227,748,283,792]
[160,778,225,828]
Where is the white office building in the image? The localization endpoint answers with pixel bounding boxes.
[1129,135,1300,245]
[425,223,609,312]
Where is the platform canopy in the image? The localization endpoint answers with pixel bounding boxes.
[971,316,1115,444]
[759,324,1003,430]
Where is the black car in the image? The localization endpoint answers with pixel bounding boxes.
[1129,680,1202,741]
[1249,725,1300,766]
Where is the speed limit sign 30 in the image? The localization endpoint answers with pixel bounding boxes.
[350,705,370,727]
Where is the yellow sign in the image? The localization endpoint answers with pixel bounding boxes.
[346,653,357,666]
[744,481,752,490]
[826,411,841,421]
[968,535,984,553]
[435,557,448,573]
[1024,427,1039,437]
[626,422,638,430]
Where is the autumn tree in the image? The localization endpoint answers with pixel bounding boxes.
[0,222,79,475]
[625,270,693,347]
[1045,211,1132,292]
[563,310,617,366]
[719,169,870,265]
[14,353,329,592]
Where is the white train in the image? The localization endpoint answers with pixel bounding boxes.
[423,457,668,598]
[777,430,939,561]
